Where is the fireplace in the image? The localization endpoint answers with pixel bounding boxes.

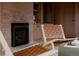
[11,23,29,47]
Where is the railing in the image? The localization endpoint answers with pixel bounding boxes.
[0,30,13,56]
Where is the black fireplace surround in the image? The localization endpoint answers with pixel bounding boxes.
[11,23,29,47]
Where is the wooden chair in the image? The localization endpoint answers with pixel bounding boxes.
[41,24,75,49]
[0,30,53,56]
[13,43,53,56]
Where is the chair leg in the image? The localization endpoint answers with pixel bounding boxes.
[51,43,55,50]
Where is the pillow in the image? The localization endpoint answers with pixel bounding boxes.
[71,39,79,46]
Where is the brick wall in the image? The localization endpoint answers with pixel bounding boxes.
[0,43,5,55]
[0,3,1,28]
[0,2,33,47]
[33,24,42,42]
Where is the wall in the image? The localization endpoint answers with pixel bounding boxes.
[0,2,34,47]
[53,3,79,38]
[0,3,3,55]
[0,3,1,29]
[75,3,79,37]
[33,24,42,43]
[53,3,75,38]
[0,43,4,55]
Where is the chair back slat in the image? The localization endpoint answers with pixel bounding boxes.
[43,24,65,39]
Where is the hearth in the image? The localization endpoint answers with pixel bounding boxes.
[11,23,29,47]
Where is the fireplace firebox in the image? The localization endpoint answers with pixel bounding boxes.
[11,23,29,47]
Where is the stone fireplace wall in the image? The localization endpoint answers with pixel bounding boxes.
[0,2,34,47]
[0,3,1,29]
